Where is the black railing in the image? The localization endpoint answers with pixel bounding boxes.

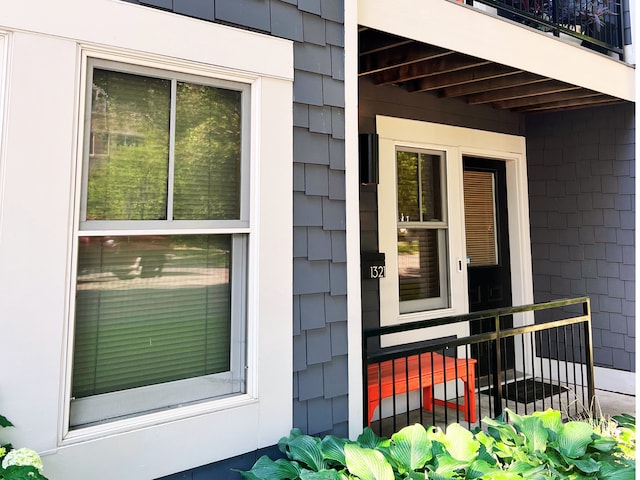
[463,0,625,59]
[363,297,595,435]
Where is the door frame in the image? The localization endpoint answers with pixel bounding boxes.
[375,116,534,337]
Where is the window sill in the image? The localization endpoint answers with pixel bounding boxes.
[61,393,258,446]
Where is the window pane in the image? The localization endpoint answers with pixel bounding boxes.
[86,69,170,220]
[173,82,242,220]
[397,151,442,222]
[73,235,238,399]
[398,228,441,301]
[464,170,498,266]
[397,151,420,221]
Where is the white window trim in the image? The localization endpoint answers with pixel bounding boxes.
[376,115,533,347]
[0,8,292,478]
[61,43,292,445]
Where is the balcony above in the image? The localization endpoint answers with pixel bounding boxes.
[466,0,629,61]
[358,0,635,113]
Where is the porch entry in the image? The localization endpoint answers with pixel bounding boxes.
[463,157,514,375]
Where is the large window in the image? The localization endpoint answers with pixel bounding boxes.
[71,60,249,427]
[396,149,449,312]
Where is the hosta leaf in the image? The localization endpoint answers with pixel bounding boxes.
[481,472,524,480]
[444,423,479,462]
[344,443,394,480]
[405,470,426,480]
[279,428,304,454]
[288,434,327,471]
[357,427,387,449]
[591,436,617,452]
[321,435,348,466]
[556,422,594,458]
[300,469,343,480]
[389,423,432,471]
[532,408,563,436]
[426,425,446,444]
[598,460,636,480]
[518,416,548,453]
[236,456,300,480]
[483,417,524,447]
[466,459,497,479]
[567,456,600,474]
[507,461,546,475]
[433,453,469,474]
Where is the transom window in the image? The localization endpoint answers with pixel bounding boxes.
[70,60,249,428]
[396,149,450,313]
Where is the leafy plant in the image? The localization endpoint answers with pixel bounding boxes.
[0,415,48,480]
[238,409,635,479]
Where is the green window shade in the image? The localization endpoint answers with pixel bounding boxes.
[173,83,242,220]
[72,235,233,399]
[87,69,171,221]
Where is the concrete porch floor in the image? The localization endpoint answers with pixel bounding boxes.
[369,387,636,437]
[592,388,636,419]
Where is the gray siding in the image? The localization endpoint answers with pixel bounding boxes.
[123,0,346,478]
[526,104,635,373]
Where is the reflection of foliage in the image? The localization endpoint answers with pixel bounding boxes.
[174,83,241,220]
[397,151,419,221]
[397,239,419,254]
[396,151,442,223]
[87,70,170,220]
[86,69,242,221]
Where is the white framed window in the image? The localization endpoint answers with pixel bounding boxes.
[377,118,467,334]
[396,148,450,313]
[70,59,251,428]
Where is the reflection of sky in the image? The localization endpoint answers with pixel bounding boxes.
[77,266,229,290]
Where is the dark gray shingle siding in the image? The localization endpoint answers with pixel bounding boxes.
[527,104,635,373]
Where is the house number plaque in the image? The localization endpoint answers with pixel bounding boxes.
[361,252,385,280]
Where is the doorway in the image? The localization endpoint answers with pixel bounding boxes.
[463,157,513,375]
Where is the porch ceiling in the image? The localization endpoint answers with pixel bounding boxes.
[359,27,628,114]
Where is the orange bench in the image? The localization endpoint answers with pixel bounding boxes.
[367,352,477,424]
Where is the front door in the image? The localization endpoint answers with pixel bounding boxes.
[463,157,513,375]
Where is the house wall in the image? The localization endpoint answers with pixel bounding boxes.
[358,77,525,333]
[526,104,636,382]
[114,1,349,478]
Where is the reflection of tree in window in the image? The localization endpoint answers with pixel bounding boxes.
[174,83,241,220]
[87,69,170,220]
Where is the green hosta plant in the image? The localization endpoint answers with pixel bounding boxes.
[238,409,635,479]
[0,415,48,480]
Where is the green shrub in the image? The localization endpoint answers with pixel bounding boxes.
[237,409,635,479]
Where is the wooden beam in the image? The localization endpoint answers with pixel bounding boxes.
[373,55,490,86]
[359,43,450,76]
[513,96,623,113]
[467,81,580,104]
[407,64,522,92]
[359,29,412,56]
[441,72,547,98]
[493,89,601,109]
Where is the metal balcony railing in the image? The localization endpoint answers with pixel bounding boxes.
[363,297,595,435]
[462,0,625,60]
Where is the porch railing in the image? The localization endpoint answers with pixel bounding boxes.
[462,0,625,60]
[363,297,595,435]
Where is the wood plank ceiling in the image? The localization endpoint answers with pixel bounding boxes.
[359,27,626,113]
